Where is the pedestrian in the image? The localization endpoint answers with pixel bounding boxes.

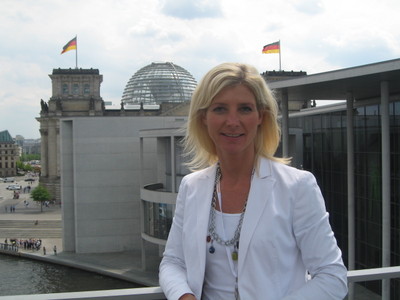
[43,246,46,255]
[159,62,348,300]
[53,245,57,255]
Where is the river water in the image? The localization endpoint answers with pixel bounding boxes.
[0,254,141,297]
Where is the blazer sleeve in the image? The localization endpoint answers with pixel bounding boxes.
[283,171,348,300]
[159,177,195,300]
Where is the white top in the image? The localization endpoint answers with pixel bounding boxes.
[203,209,240,300]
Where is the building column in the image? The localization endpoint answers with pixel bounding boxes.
[281,89,289,158]
[139,137,146,271]
[39,128,48,177]
[170,136,176,193]
[346,92,355,300]
[381,81,391,300]
[48,122,58,178]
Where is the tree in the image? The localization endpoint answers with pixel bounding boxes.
[21,153,41,161]
[31,185,51,212]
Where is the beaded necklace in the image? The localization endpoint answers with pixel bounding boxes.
[207,164,252,260]
[207,164,253,300]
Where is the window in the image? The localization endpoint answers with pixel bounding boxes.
[62,84,69,95]
[73,83,79,95]
[84,84,90,94]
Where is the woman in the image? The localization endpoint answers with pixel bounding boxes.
[159,63,348,299]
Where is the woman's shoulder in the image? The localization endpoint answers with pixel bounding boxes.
[261,157,315,183]
[181,165,216,184]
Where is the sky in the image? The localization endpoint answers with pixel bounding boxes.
[1,0,399,139]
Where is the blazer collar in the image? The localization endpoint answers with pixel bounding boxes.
[238,157,276,269]
[195,164,218,279]
[193,159,275,276]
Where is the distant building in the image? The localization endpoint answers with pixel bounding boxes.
[0,130,19,177]
[21,139,41,155]
[14,135,41,156]
[37,63,196,202]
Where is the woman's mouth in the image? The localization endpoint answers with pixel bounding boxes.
[222,133,243,137]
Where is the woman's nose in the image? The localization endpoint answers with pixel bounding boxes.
[226,112,240,125]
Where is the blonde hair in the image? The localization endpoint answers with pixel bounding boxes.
[184,62,287,170]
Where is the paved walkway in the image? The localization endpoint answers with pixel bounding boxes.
[0,180,159,288]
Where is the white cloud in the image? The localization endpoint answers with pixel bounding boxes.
[161,0,222,19]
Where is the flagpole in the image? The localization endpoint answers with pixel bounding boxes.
[75,35,78,69]
[279,40,281,71]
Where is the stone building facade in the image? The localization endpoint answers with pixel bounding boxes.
[37,68,191,202]
[0,130,19,178]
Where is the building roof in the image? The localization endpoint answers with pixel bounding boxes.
[52,68,100,75]
[268,58,400,101]
[0,130,14,143]
[121,62,197,105]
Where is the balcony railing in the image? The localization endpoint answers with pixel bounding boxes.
[1,266,399,300]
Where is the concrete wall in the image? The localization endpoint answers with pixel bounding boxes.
[60,116,186,253]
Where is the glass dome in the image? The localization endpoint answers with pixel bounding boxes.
[121,62,197,105]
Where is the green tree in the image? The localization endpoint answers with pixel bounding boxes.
[31,185,51,212]
[21,154,41,161]
[16,161,33,172]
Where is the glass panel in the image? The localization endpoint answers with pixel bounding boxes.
[354,107,365,128]
[303,117,312,132]
[143,201,174,240]
[62,84,68,95]
[312,115,321,130]
[366,128,381,153]
[365,105,379,128]
[73,83,79,95]
[331,111,342,128]
[84,84,90,94]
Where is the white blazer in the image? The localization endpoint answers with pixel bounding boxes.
[159,158,348,300]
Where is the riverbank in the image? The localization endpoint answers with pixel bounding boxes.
[0,187,159,288]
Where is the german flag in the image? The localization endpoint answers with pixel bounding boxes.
[262,41,280,54]
[61,37,77,54]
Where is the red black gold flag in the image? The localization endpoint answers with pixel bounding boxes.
[262,41,280,54]
[61,37,77,54]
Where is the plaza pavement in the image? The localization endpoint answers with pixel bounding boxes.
[0,178,159,288]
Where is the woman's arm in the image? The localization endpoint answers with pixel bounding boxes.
[285,171,348,299]
[159,178,195,300]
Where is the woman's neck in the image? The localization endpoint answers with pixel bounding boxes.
[218,154,256,183]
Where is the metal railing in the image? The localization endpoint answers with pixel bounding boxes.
[347,266,400,300]
[1,266,399,300]
[0,242,19,252]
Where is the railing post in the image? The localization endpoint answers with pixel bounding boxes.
[381,81,391,300]
[346,92,355,300]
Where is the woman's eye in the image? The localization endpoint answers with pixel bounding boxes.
[212,106,226,113]
[240,106,253,112]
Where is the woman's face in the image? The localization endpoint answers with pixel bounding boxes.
[203,84,263,159]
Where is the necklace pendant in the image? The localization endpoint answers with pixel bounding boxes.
[232,250,238,261]
[206,235,211,243]
[209,245,215,254]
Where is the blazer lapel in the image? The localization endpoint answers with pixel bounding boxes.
[193,165,216,291]
[238,158,275,270]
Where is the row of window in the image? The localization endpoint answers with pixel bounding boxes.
[0,162,15,168]
[290,101,400,299]
[62,83,90,95]
[0,144,14,148]
[0,150,15,155]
